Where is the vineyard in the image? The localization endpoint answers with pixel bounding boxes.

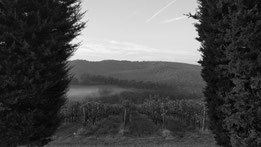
[60,98,208,135]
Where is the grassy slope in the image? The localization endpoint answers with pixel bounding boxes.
[46,136,217,147]
[69,60,205,97]
[47,112,217,147]
[46,122,217,147]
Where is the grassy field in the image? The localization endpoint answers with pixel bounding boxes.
[45,123,218,147]
[46,136,217,147]
[46,134,218,147]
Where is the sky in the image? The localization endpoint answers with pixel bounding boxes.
[70,0,201,64]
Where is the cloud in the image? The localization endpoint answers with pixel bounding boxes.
[70,38,197,63]
[161,16,187,24]
[145,0,178,23]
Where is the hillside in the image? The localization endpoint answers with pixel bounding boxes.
[69,60,205,98]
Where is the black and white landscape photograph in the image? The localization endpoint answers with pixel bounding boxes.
[0,0,260,147]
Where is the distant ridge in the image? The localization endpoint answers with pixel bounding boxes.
[69,60,205,98]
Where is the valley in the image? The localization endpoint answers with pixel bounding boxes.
[45,60,216,147]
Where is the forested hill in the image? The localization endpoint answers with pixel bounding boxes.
[69,60,205,97]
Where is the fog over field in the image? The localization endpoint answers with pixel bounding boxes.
[67,85,134,101]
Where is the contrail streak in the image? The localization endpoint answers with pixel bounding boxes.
[145,0,178,23]
[161,16,186,24]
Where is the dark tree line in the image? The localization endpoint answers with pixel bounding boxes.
[193,0,261,147]
[71,73,172,90]
[0,0,85,146]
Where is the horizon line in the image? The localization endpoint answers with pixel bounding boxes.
[69,59,200,65]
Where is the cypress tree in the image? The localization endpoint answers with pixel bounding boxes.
[193,0,261,146]
[0,0,85,146]
[222,1,261,146]
[192,0,233,146]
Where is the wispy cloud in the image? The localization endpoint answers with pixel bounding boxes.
[70,38,196,62]
[161,16,187,24]
[145,0,178,23]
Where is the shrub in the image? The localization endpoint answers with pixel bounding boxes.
[83,115,122,136]
[95,115,122,135]
[128,114,158,136]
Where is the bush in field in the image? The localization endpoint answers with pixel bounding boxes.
[138,99,163,126]
[138,99,204,130]
[94,115,122,135]
[165,116,188,133]
[128,113,158,136]
[193,0,261,146]
[82,102,123,126]
[167,100,204,127]
[0,0,85,146]
[60,101,82,123]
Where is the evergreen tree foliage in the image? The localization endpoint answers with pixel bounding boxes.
[222,1,261,146]
[193,0,261,146]
[0,0,85,146]
[192,0,232,146]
